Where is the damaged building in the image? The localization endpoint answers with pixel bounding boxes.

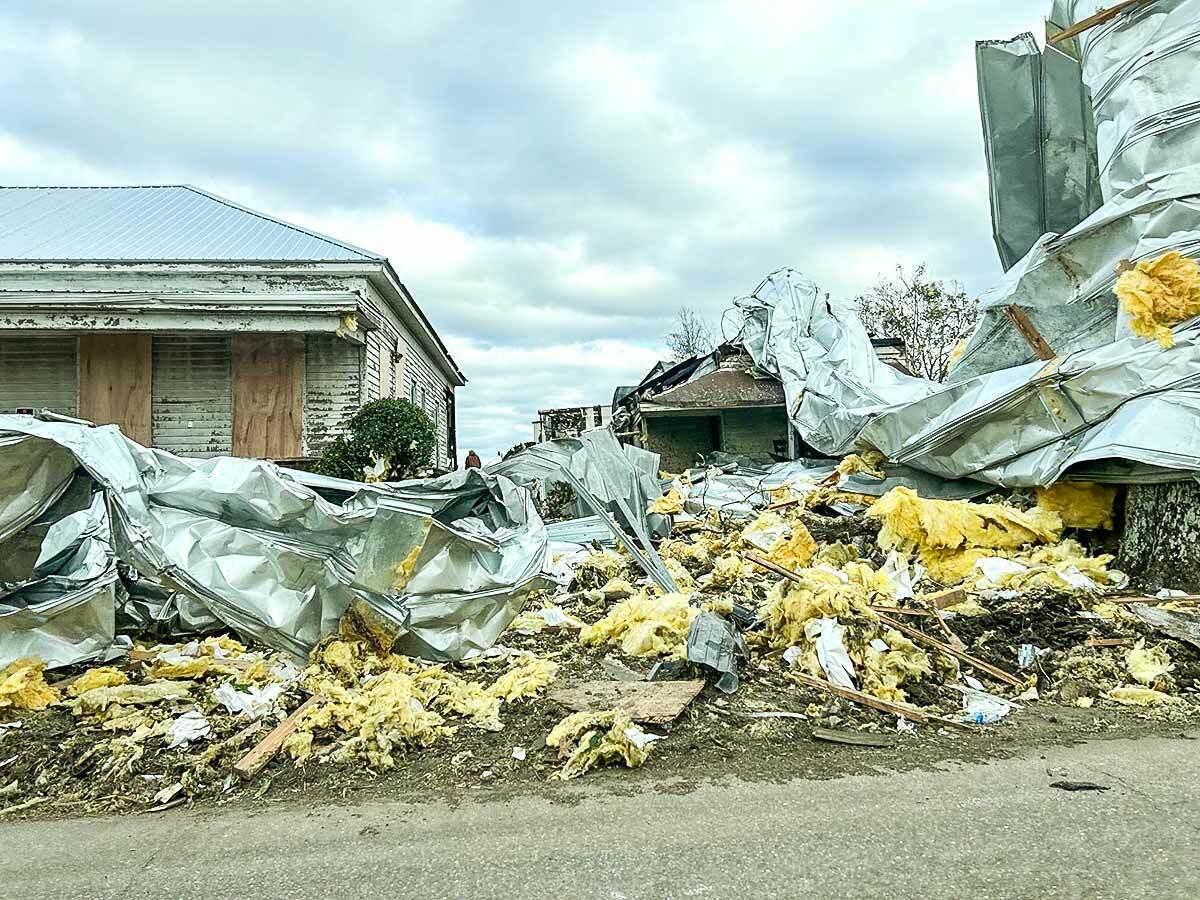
[614,339,906,472]
[0,185,464,468]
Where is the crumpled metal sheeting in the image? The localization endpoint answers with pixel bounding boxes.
[976,34,1102,269]
[1062,0,1200,197]
[863,319,1200,485]
[489,428,668,536]
[685,459,990,520]
[730,264,1200,487]
[736,268,941,457]
[0,416,551,667]
[487,428,678,592]
[950,167,1200,382]
[0,485,120,668]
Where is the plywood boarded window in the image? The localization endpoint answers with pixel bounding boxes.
[231,334,304,459]
[79,334,152,445]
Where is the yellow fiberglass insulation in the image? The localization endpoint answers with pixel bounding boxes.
[661,539,711,571]
[1035,482,1116,530]
[869,487,1062,554]
[1108,685,1177,706]
[579,591,698,657]
[947,338,968,373]
[298,671,453,769]
[764,520,818,571]
[150,656,241,680]
[759,570,876,649]
[861,629,933,704]
[648,487,684,516]
[486,654,559,703]
[546,709,653,779]
[69,681,192,716]
[572,550,627,590]
[663,557,696,593]
[0,657,59,711]
[1115,250,1200,348]
[836,450,886,480]
[391,543,424,592]
[67,666,128,697]
[710,553,751,589]
[740,510,791,551]
[1126,640,1174,686]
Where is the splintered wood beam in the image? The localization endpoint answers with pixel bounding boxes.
[233,695,321,780]
[789,671,971,731]
[1048,0,1150,45]
[1006,306,1056,360]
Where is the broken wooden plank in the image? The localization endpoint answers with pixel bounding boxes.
[811,726,896,748]
[789,670,970,731]
[927,588,968,610]
[1086,637,1132,648]
[233,695,320,780]
[1048,0,1149,45]
[868,606,932,618]
[745,551,804,582]
[549,679,704,725]
[1006,306,1056,360]
[875,611,1023,688]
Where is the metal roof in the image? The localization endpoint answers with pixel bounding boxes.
[0,185,383,262]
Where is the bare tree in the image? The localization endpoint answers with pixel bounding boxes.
[856,265,979,381]
[665,306,715,360]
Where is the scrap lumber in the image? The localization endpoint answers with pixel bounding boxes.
[1048,0,1150,45]
[1006,306,1056,360]
[748,552,1021,687]
[810,726,895,748]
[875,611,1023,688]
[790,671,970,731]
[549,680,704,725]
[233,695,320,780]
[745,551,806,582]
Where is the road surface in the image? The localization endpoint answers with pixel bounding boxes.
[2,732,1198,899]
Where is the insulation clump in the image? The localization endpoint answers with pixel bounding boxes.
[1108,685,1177,706]
[1115,250,1200,348]
[69,681,192,716]
[1035,482,1116,530]
[648,487,684,516]
[579,591,698,657]
[571,550,627,591]
[485,654,560,703]
[546,709,655,779]
[0,657,59,711]
[1125,640,1174,686]
[836,450,886,480]
[869,487,1063,585]
[67,666,129,697]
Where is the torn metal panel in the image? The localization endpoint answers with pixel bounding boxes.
[962,2,1200,379]
[976,34,1102,269]
[488,427,679,592]
[0,415,549,667]
[686,610,747,693]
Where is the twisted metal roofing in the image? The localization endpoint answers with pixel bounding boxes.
[0,185,382,262]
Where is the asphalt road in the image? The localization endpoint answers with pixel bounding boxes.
[3,732,1198,900]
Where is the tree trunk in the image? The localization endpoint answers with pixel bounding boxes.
[1118,481,1200,591]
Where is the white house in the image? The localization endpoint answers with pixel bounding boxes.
[0,185,465,468]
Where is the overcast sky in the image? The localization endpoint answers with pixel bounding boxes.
[0,1,1046,461]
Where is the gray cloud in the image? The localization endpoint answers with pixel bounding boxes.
[0,0,1047,459]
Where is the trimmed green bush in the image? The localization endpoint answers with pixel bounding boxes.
[314,398,436,482]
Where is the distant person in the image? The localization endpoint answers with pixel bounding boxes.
[464,450,482,469]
